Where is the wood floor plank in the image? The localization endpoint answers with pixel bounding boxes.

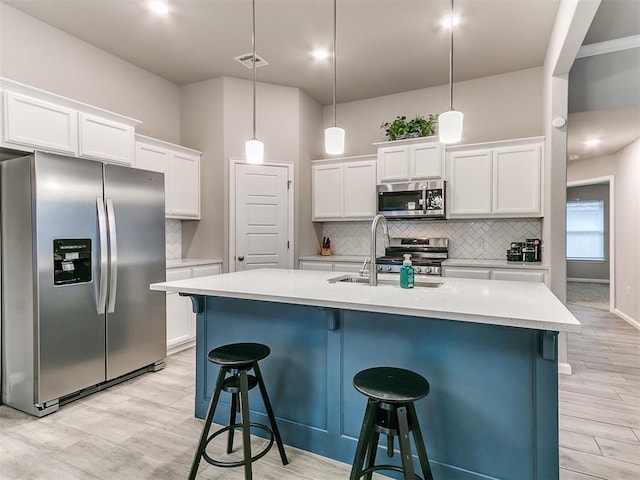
[559,447,640,479]
[559,415,640,445]
[596,437,640,465]
[559,430,601,454]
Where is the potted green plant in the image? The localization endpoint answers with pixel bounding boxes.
[381,114,438,141]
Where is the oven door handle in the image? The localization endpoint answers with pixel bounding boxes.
[422,185,427,213]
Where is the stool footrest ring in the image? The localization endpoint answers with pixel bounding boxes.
[358,464,424,480]
[202,423,275,468]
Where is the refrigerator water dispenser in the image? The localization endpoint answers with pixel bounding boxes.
[53,239,92,285]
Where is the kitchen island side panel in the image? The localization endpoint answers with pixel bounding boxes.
[194,296,559,480]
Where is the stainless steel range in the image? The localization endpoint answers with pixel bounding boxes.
[375,237,449,276]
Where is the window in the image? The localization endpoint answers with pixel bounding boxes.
[566,200,605,261]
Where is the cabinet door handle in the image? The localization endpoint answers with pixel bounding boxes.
[238,256,245,261]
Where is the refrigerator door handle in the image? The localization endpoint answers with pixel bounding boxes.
[106,197,118,313]
[96,197,109,314]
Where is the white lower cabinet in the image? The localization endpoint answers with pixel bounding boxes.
[166,262,222,354]
[443,266,545,282]
[299,260,362,273]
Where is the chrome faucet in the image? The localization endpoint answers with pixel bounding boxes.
[369,214,390,286]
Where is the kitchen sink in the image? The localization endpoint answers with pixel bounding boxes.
[327,275,444,288]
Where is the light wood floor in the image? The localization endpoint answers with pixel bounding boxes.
[1,305,638,479]
[559,305,640,480]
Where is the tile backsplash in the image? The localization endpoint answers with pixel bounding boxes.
[165,219,182,259]
[323,219,542,259]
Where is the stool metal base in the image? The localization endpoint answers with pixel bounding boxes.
[188,360,288,480]
[350,399,433,480]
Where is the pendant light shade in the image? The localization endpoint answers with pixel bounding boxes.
[245,139,264,164]
[439,0,463,145]
[325,0,345,154]
[324,126,345,154]
[438,110,463,144]
[245,0,263,164]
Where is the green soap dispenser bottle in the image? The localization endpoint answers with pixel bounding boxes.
[400,254,415,289]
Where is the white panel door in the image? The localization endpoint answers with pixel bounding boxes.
[78,113,134,165]
[377,146,409,183]
[447,150,493,216]
[493,144,541,216]
[235,163,289,271]
[313,164,343,220]
[410,143,443,180]
[170,151,200,219]
[4,91,78,155]
[344,160,377,219]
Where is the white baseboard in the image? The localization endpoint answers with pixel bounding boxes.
[558,362,573,375]
[167,339,196,356]
[567,278,610,284]
[614,309,640,331]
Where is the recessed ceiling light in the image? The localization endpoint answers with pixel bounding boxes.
[583,139,601,147]
[148,1,169,15]
[313,49,330,60]
[440,15,460,28]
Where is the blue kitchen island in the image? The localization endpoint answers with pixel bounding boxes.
[151,268,580,480]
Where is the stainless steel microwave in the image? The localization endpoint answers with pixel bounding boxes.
[377,181,446,218]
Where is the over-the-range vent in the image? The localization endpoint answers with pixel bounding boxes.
[234,53,269,69]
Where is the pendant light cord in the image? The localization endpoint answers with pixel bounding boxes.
[252,0,257,140]
[449,0,454,111]
[332,0,337,127]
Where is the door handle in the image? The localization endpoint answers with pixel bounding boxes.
[106,198,118,314]
[237,256,245,261]
[96,198,108,314]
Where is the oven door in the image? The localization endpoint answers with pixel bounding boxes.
[377,185,425,217]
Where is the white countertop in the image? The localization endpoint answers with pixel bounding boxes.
[151,268,580,333]
[166,258,223,269]
[443,259,548,270]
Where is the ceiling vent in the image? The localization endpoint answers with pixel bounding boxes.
[234,53,269,69]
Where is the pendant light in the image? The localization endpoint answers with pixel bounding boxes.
[324,0,345,154]
[245,0,264,164]
[439,0,463,144]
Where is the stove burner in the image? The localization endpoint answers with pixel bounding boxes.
[376,237,449,276]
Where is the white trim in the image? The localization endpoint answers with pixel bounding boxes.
[614,309,640,332]
[558,362,573,375]
[167,340,195,356]
[567,175,615,313]
[576,35,640,59]
[228,158,295,273]
[567,278,609,284]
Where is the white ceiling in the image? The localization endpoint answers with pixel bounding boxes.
[4,0,638,162]
[2,0,561,105]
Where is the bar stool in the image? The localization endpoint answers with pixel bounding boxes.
[188,342,288,480]
[350,367,434,480]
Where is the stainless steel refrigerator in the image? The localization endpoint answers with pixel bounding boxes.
[1,151,166,417]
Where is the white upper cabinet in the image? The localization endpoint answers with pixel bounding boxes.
[1,78,140,163]
[3,91,78,155]
[447,149,493,216]
[312,155,377,221]
[170,150,201,219]
[492,144,541,215]
[376,137,443,184]
[134,135,201,220]
[78,113,135,165]
[447,138,543,218]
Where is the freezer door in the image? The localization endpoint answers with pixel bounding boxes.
[34,153,107,403]
[104,164,166,380]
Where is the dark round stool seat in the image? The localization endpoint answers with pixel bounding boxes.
[208,342,270,367]
[354,367,430,403]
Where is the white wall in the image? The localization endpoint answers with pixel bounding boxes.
[0,3,181,143]
[567,140,640,326]
[323,68,544,156]
[180,76,323,266]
